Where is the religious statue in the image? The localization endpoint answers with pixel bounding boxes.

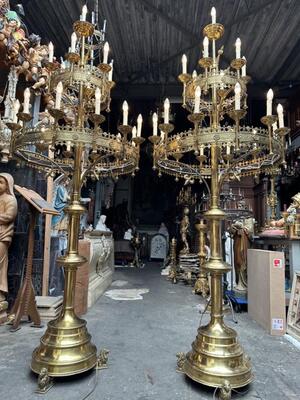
[180,206,190,254]
[95,214,110,232]
[270,192,300,227]
[158,222,169,244]
[52,175,70,231]
[51,174,70,255]
[230,220,252,292]
[0,173,17,302]
[124,228,133,240]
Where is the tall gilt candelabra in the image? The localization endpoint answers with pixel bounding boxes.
[0,6,143,377]
[150,6,288,391]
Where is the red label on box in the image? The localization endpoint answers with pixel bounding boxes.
[273,258,283,268]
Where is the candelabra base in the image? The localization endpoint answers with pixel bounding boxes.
[182,321,252,388]
[31,312,97,377]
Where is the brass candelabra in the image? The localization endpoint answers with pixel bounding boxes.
[0,7,144,377]
[151,7,287,391]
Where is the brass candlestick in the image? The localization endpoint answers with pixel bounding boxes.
[31,20,98,377]
[168,238,178,283]
[193,219,209,297]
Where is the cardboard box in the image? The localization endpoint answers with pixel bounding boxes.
[74,240,90,316]
[248,249,286,336]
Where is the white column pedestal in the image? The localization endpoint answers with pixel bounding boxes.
[84,231,114,308]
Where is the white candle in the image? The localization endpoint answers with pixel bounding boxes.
[235,38,241,59]
[48,41,54,63]
[241,56,246,77]
[181,54,187,74]
[13,100,20,123]
[200,146,204,156]
[192,70,197,78]
[132,126,137,138]
[55,81,63,109]
[122,100,128,125]
[23,87,31,114]
[211,7,216,24]
[203,36,209,58]
[108,59,114,81]
[272,121,278,131]
[277,103,284,128]
[95,87,101,114]
[103,42,109,64]
[71,32,77,53]
[234,82,241,110]
[152,112,158,136]
[91,11,95,24]
[81,5,88,21]
[164,98,170,124]
[137,114,143,137]
[226,144,230,155]
[266,88,273,115]
[194,86,201,113]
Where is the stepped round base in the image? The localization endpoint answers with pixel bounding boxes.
[31,313,97,377]
[183,321,253,388]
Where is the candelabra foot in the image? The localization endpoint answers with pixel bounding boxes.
[193,276,210,297]
[182,321,252,388]
[31,312,97,377]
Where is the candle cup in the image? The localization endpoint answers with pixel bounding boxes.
[17,112,32,123]
[118,125,132,136]
[230,58,246,71]
[98,63,112,74]
[275,127,290,138]
[188,113,204,124]
[132,137,145,146]
[66,52,80,64]
[178,73,191,84]
[148,135,161,145]
[229,109,247,122]
[159,123,174,134]
[203,23,224,41]
[90,113,106,126]
[261,115,277,127]
[73,20,94,37]
[198,57,213,69]
[196,154,207,163]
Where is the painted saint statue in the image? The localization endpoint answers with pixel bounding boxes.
[0,173,17,301]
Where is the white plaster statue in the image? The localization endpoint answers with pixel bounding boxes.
[124,228,133,240]
[158,222,169,243]
[95,214,110,232]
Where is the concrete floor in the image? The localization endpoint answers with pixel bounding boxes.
[0,262,300,400]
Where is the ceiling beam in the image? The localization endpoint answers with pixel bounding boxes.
[128,0,278,84]
[138,0,200,42]
[271,36,300,86]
